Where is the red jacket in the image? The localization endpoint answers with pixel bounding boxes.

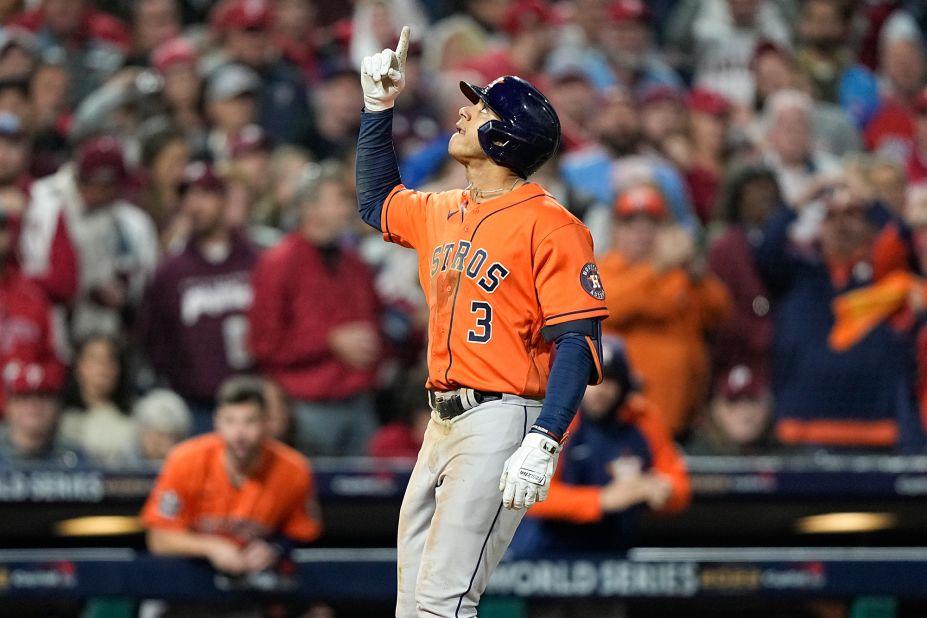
[248,235,381,401]
[0,263,64,413]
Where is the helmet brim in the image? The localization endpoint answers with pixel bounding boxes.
[460,81,496,114]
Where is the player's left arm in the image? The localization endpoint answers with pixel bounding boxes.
[530,318,602,441]
[355,27,410,232]
[500,221,608,510]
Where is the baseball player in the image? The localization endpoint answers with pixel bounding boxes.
[356,27,608,617]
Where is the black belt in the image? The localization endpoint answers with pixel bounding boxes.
[428,388,502,419]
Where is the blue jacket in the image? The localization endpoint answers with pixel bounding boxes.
[755,204,921,449]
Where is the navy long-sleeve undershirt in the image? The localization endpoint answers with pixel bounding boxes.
[532,325,599,441]
[356,108,401,232]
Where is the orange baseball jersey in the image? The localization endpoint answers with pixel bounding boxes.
[141,433,321,544]
[382,182,608,396]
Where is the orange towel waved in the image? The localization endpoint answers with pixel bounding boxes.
[830,271,923,351]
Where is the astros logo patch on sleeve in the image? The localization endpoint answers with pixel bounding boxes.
[580,262,605,300]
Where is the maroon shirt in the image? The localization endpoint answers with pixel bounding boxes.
[248,234,380,401]
[707,226,773,380]
[141,235,259,402]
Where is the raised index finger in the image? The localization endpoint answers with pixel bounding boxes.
[395,26,411,70]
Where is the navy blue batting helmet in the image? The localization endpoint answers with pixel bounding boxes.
[459,76,561,179]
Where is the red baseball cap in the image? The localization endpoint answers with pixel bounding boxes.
[751,39,795,70]
[211,0,272,32]
[687,88,731,117]
[3,361,62,397]
[503,0,557,36]
[230,124,270,158]
[610,0,650,23]
[716,365,766,400]
[76,136,127,185]
[151,37,198,74]
[614,184,666,218]
[636,83,684,107]
[180,161,225,193]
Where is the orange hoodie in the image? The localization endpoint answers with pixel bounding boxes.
[598,251,732,434]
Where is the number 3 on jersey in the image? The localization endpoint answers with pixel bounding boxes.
[467,301,492,344]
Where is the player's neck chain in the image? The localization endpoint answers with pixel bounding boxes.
[465,178,524,203]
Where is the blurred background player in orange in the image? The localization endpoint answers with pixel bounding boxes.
[141,375,321,575]
[599,183,731,436]
[508,336,689,560]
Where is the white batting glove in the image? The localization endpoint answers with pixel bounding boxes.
[360,26,410,112]
[499,433,561,510]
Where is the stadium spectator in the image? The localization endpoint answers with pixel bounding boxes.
[667,0,792,107]
[708,161,780,381]
[132,388,192,463]
[793,0,854,104]
[755,172,918,450]
[204,62,260,162]
[210,0,311,148]
[0,360,79,466]
[636,84,685,155]
[457,0,555,87]
[867,156,908,216]
[263,377,296,448]
[223,124,277,245]
[249,163,381,457]
[907,89,927,183]
[137,126,190,251]
[421,13,488,76]
[509,337,689,557]
[301,63,363,163]
[250,144,312,231]
[142,375,321,574]
[600,184,731,435]
[0,76,29,131]
[686,364,781,456]
[368,371,431,460]
[67,67,167,161]
[128,0,182,67]
[150,37,207,156]
[762,89,841,209]
[0,111,32,198]
[0,26,37,80]
[864,10,926,161]
[750,40,863,159]
[597,0,682,93]
[20,135,158,348]
[9,0,130,105]
[682,88,732,223]
[140,162,258,434]
[560,86,699,240]
[58,334,135,466]
[0,192,63,416]
[27,62,71,177]
[271,0,327,83]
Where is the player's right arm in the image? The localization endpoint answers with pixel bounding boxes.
[355,27,410,233]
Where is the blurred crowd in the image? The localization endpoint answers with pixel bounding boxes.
[4,0,927,480]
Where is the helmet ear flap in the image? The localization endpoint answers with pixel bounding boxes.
[477,120,537,179]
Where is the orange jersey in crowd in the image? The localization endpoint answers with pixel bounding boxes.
[381,183,608,396]
[598,252,732,434]
[141,434,322,545]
